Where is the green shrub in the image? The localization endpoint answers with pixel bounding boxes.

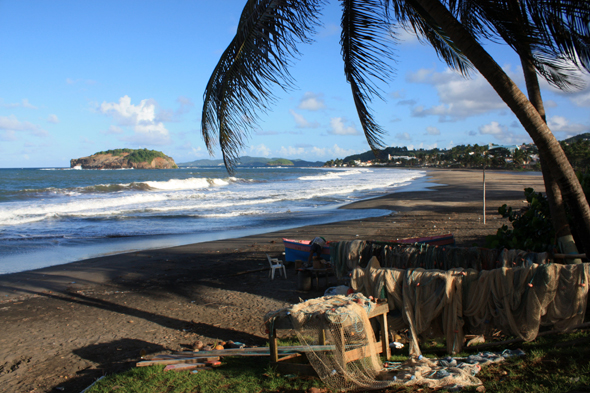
[93,148,169,164]
[485,187,556,252]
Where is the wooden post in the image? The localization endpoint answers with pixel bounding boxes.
[269,325,279,363]
[378,312,391,359]
[483,165,486,225]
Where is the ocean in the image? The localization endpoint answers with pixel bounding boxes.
[0,166,427,274]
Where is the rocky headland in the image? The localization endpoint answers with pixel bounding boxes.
[70,148,177,169]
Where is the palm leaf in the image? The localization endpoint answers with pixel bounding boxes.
[340,0,397,152]
[387,0,474,76]
[449,0,590,89]
[201,0,324,171]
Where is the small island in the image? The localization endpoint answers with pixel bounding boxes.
[70,148,178,170]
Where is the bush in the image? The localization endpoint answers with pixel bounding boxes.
[93,148,169,163]
[485,188,556,252]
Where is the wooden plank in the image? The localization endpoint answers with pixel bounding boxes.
[144,354,220,360]
[136,356,219,367]
[171,349,271,357]
[344,341,384,363]
[163,363,210,372]
[276,352,302,362]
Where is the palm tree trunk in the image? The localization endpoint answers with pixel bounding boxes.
[414,0,590,254]
[519,51,581,261]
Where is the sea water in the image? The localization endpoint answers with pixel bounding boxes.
[0,166,427,274]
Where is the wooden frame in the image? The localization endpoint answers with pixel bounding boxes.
[267,302,390,375]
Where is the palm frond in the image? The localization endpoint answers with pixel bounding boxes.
[387,0,474,76]
[340,0,397,151]
[201,0,324,171]
[528,0,590,72]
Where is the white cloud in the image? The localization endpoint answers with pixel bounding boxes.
[0,115,48,137]
[289,109,319,128]
[396,132,412,141]
[278,143,360,159]
[328,117,359,135]
[406,67,517,120]
[100,95,171,145]
[278,146,306,156]
[569,90,590,107]
[0,98,38,109]
[47,114,59,124]
[426,126,440,135]
[547,115,588,135]
[390,90,405,99]
[0,130,17,141]
[298,92,326,111]
[176,96,194,115]
[479,121,523,143]
[391,25,419,45]
[249,143,271,157]
[21,99,37,109]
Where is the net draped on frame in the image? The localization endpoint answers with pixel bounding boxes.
[352,257,590,357]
[265,293,395,392]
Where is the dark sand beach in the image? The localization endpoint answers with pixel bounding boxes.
[0,169,545,393]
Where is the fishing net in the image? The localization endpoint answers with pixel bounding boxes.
[266,293,393,391]
[352,257,590,357]
[264,293,491,391]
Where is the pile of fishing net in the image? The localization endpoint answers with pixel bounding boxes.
[264,293,519,391]
[265,293,391,391]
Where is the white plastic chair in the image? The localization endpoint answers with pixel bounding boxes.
[267,254,287,280]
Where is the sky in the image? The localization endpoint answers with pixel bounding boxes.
[1,1,589,168]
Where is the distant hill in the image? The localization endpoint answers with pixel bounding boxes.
[563,132,590,144]
[71,148,177,169]
[342,146,414,163]
[178,156,324,167]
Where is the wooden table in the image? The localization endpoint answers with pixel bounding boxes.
[296,267,334,291]
[266,301,390,375]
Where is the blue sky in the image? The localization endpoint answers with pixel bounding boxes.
[1,0,589,168]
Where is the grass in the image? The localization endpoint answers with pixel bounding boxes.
[85,329,590,393]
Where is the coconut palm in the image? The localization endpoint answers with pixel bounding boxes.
[201,0,590,252]
[445,0,590,254]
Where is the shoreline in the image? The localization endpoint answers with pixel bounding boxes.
[0,168,430,275]
[0,168,543,301]
[0,168,546,393]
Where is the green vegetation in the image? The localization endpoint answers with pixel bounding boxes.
[93,148,173,165]
[561,138,590,173]
[327,133,590,172]
[485,188,557,252]
[84,356,323,393]
[83,329,590,392]
[267,159,294,166]
[484,138,590,252]
[326,143,538,170]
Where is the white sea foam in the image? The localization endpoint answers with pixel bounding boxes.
[142,177,234,190]
[1,167,428,272]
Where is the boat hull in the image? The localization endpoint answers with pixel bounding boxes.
[283,239,331,262]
